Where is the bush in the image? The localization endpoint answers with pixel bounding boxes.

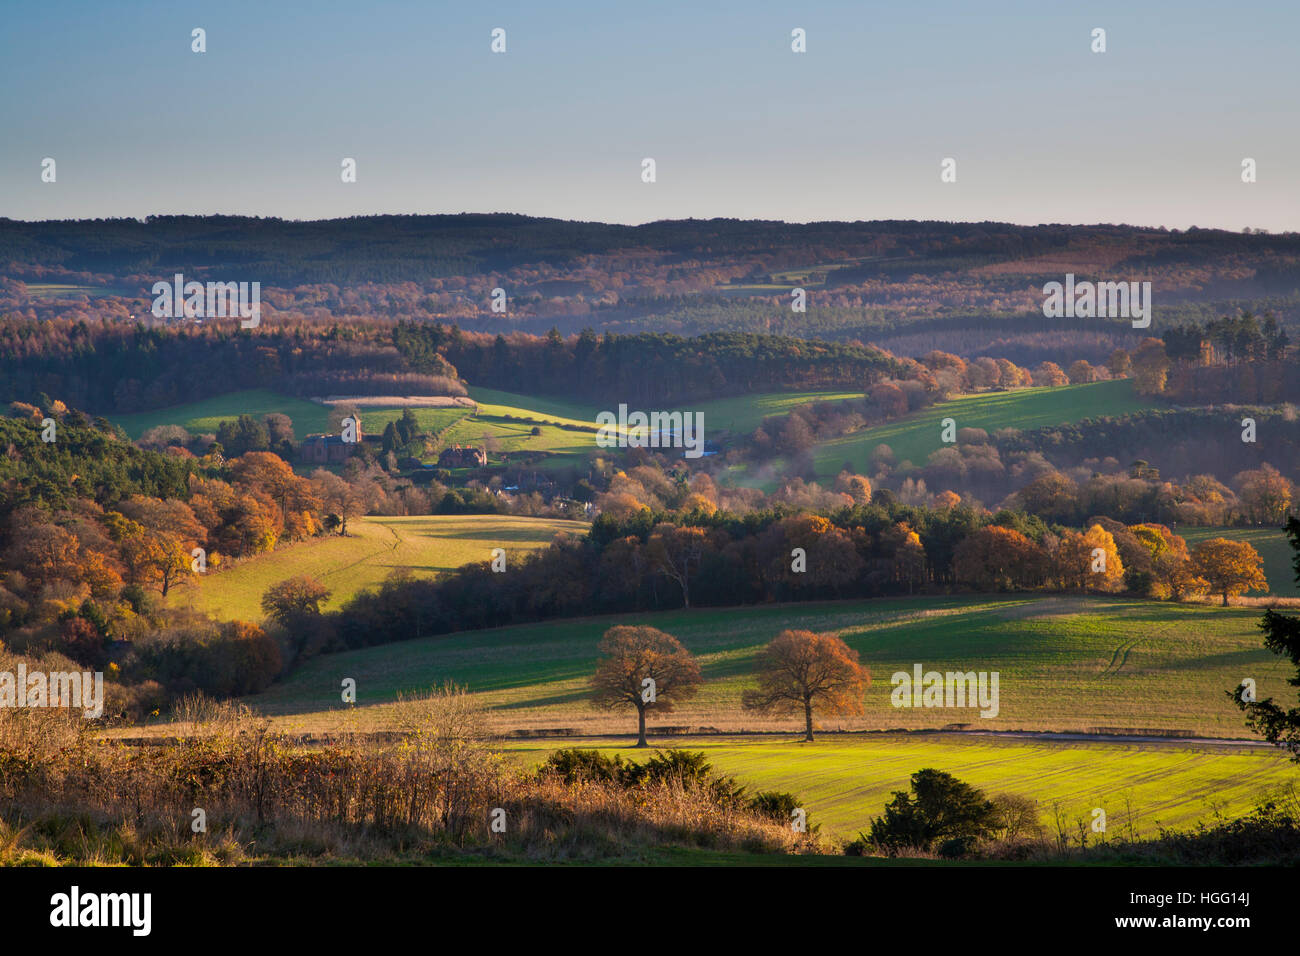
[748,790,802,824]
[867,768,998,854]
[55,616,108,668]
[540,748,746,806]
[541,748,624,785]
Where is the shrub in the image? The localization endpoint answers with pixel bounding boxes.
[867,768,998,854]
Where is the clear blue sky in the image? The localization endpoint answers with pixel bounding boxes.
[2,0,1296,230]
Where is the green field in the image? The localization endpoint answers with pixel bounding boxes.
[238,592,1299,843]
[250,595,1292,740]
[169,514,587,620]
[356,406,472,438]
[23,282,129,299]
[1180,525,1299,597]
[111,388,333,440]
[467,387,605,424]
[468,386,874,445]
[814,378,1155,478]
[501,734,1298,840]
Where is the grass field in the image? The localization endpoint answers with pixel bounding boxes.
[194,591,1300,845]
[500,733,1298,840]
[246,595,1292,740]
[813,378,1155,478]
[1180,525,1299,597]
[111,388,333,440]
[108,388,600,468]
[23,282,129,299]
[466,387,605,424]
[168,514,587,620]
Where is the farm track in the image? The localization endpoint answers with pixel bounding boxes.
[1101,639,1141,676]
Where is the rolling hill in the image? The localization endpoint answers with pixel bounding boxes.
[168,514,587,621]
[248,594,1290,739]
[812,378,1156,478]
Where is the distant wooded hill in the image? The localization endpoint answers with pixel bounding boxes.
[4,214,1299,288]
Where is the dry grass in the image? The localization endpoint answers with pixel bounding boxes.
[0,688,815,865]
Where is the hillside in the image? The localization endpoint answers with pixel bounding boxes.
[167,514,587,621]
[224,592,1300,842]
[111,388,333,440]
[248,595,1289,738]
[814,378,1155,477]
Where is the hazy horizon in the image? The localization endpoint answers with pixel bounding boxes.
[3,211,1294,235]
[3,0,1297,232]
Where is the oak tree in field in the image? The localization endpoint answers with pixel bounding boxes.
[1192,537,1267,605]
[591,625,702,747]
[262,574,334,665]
[261,575,332,625]
[1232,517,1300,760]
[743,630,869,742]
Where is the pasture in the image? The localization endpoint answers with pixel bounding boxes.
[246,595,1291,741]
[167,514,587,621]
[812,378,1156,477]
[501,733,1298,841]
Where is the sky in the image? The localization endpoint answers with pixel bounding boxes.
[1,0,1297,230]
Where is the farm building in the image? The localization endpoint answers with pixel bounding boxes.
[437,444,487,467]
[299,426,371,464]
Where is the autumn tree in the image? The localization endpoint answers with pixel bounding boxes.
[762,514,864,596]
[1193,537,1267,605]
[591,625,702,747]
[1032,361,1069,387]
[1067,359,1097,384]
[888,523,927,593]
[1057,524,1124,592]
[742,630,870,741]
[1236,465,1294,526]
[4,510,79,589]
[1107,348,1132,378]
[1016,471,1078,523]
[261,575,332,625]
[231,452,320,531]
[127,530,192,597]
[310,469,367,535]
[646,523,710,608]
[953,525,1041,591]
[1131,339,1170,395]
[1130,523,1206,599]
[834,470,873,505]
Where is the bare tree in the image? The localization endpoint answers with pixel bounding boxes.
[743,630,869,741]
[646,524,708,609]
[591,626,702,746]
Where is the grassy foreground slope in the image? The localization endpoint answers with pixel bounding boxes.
[251,595,1292,738]
[501,734,1297,840]
[813,378,1155,477]
[169,514,587,620]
